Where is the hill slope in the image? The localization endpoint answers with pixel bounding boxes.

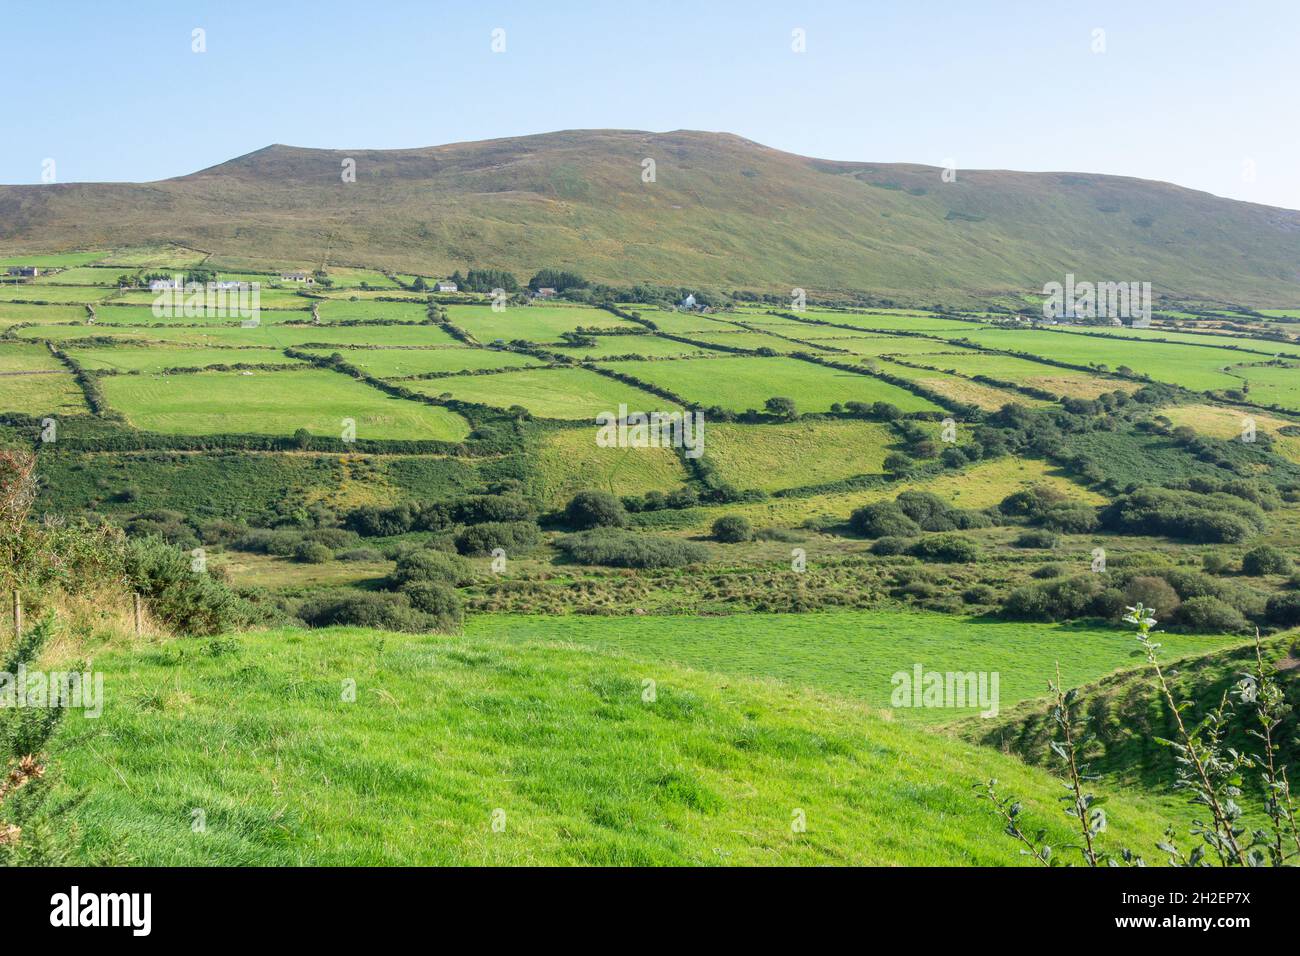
[59,626,1182,865]
[3,130,1300,305]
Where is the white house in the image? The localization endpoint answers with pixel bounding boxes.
[149,278,183,291]
[679,293,697,310]
[279,272,314,284]
[435,281,458,292]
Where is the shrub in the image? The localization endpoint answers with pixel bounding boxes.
[895,491,952,528]
[555,529,709,568]
[1015,529,1060,549]
[712,515,753,543]
[849,501,920,538]
[453,494,537,524]
[1201,552,1234,575]
[1122,576,1181,619]
[1039,504,1099,534]
[1265,592,1300,627]
[1001,574,1107,622]
[564,490,627,529]
[399,581,463,632]
[907,534,979,563]
[336,547,382,562]
[292,541,333,564]
[870,536,912,556]
[1241,545,1292,577]
[124,537,259,635]
[455,520,540,556]
[1176,596,1249,633]
[388,550,474,588]
[1031,563,1066,579]
[962,584,997,605]
[297,591,428,632]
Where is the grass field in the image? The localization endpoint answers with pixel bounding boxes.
[468,610,1240,723]
[303,347,546,379]
[0,284,112,304]
[704,420,897,491]
[447,304,638,342]
[0,343,87,415]
[548,334,718,359]
[53,625,1182,865]
[0,302,94,325]
[100,368,471,440]
[315,299,428,323]
[663,456,1104,530]
[1159,403,1300,461]
[68,346,302,373]
[13,323,462,349]
[530,425,690,505]
[1225,363,1300,412]
[598,356,944,413]
[407,366,668,420]
[958,328,1258,391]
[872,360,1046,410]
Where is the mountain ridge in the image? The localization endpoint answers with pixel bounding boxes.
[2,129,1298,306]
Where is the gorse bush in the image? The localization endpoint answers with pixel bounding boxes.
[1100,487,1267,543]
[712,515,753,543]
[399,581,464,632]
[849,502,920,538]
[555,529,709,568]
[454,520,540,557]
[125,537,261,636]
[1242,545,1291,577]
[563,490,627,530]
[388,550,475,588]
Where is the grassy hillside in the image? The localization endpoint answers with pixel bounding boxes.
[957,631,1300,789]
[57,625,1183,866]
[4,130,1299,305]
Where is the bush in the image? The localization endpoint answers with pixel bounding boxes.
[895,491,953,528]
[388,549,475,588]
[555,529,709,568]
[1039,504,1099,534]
[1123,576,1181,619]
[454,520,540,557]
[124,537,259,636]
[907,534,979,563]
[399,581,463,632]
[849,501,920,538]
[712,515,753,543]
[1241,545,1292,576]
[1265,592,1300,627]
[297,591,428,632]
[870,536,912,556]
[1202,552,1234,575]
[1031,563,1066,579]
[292,541,333,564]
[336,547,382,562]
[1015,529,1060,549]
[962,584,997,605]
[1176,596,1249,633]
[564,490,627,529]
[1001,574,1107,622]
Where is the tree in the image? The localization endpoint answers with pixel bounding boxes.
[764,397,798,420]
[564,490,627,530]
[712,515,753,543]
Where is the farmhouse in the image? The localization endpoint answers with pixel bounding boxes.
[435,281,458,292]
[149,277,182,291]
[279,272,315,284]
[678,293,697,310]
[532,287,557,298]
[6,266,39,276]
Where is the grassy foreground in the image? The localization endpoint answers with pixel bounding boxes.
[56,625,1183,866]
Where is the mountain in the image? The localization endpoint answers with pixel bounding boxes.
[2,129,1299,306]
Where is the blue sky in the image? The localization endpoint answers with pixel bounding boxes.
[4,0,1298,210]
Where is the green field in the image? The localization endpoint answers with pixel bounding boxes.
[53,624,1182,865]
[303,347,546,379]
[447,304,638,342]
[100,368,471,439]
[14,322,462,348]
[0,302,94,325]
[315,299,428,323]
[704,419,896,491]
[1227,362,1300,411]
[548,335,718,359]
[69,346,302,373]
[530,426,690,505]
[0,342,87,415]
[598,356,944,413]
[408,366,667,419]
[469,610,1240,724]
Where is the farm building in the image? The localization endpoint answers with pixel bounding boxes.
[6,266,39,276]
[279,272,315,284]
[435,281,458,292]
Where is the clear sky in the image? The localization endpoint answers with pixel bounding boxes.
[4,0,1297,210]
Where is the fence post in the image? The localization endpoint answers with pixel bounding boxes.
[11,591,20,641]
[133,593,143,636]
